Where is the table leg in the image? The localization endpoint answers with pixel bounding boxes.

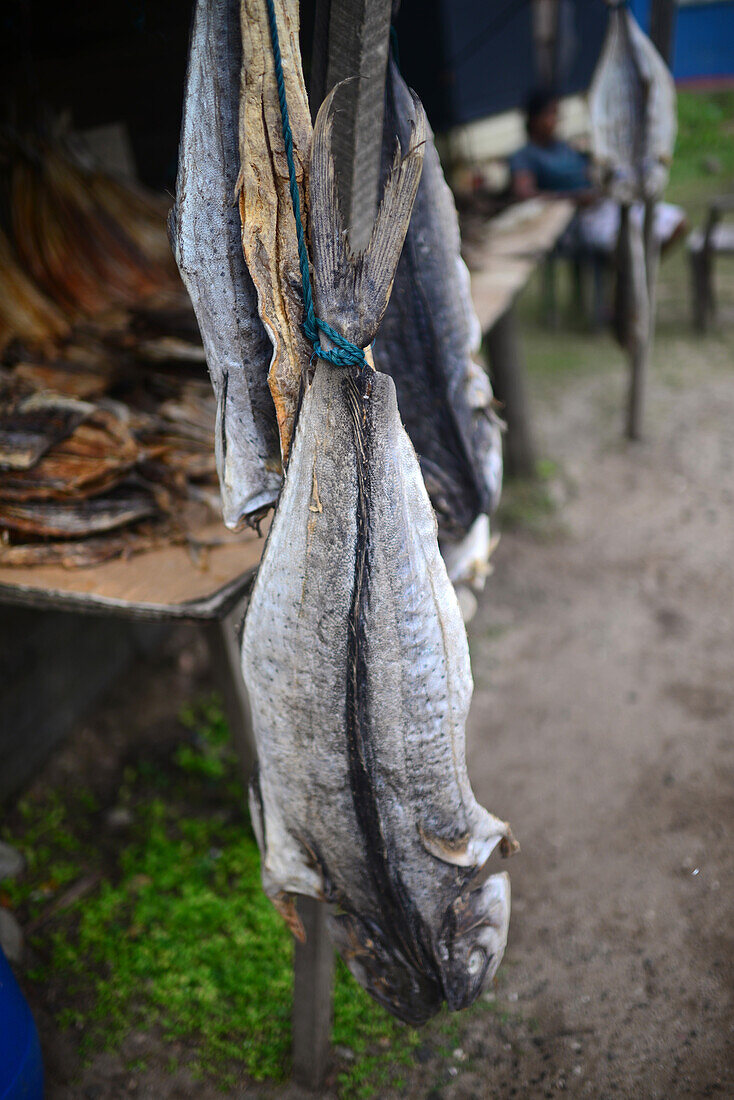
[486,304,537,479]
[204,603,255,782]
[292,897,335,1090]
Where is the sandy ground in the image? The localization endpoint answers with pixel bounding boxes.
[13,320,734,1099]
[453,334,734,1098]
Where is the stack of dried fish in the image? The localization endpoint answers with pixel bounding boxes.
[0,137,222,567]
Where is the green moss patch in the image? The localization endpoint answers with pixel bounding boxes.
[3,697,494,1095]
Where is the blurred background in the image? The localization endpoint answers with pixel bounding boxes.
[0,1,733,1097]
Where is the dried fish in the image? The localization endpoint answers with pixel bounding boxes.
[239,0,313,460]
[0,528,166,568]
[0,488,156,538]
[373,57,503,544]
[588,1,677,203]
[170,0,282,528]
[0,409,139,501]
[0,231,70,352]
[0,391,93,471]
[243,89,513,1025]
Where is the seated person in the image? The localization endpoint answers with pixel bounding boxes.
[509,89,686,255]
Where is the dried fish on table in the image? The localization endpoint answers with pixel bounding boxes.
[0,231,70,354]
[0,527,166,569]
[0,409,140,501]
[0,391,93,471]
[243,90,514,1025]
[373,57,502,589]
[0,488,156,538]
[170,0,282,528]
[11,145,172,321]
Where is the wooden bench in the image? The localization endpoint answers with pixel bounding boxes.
[688,195,734,331]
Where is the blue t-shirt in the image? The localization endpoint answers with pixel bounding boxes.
[509,140,589,193]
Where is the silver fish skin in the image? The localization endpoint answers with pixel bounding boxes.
[588,2,677,204]
[170,0,281,528]
[242,88,514,1025]
[373,56,503,543]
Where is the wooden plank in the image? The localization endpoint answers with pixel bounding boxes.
[469,255,534,333]
[292,896,335,1090]
[476,197,574,260]
[0,520,268,621]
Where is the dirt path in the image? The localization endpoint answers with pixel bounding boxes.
[451,336,734,1098]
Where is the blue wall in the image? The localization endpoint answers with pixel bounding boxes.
[631,0,734,82]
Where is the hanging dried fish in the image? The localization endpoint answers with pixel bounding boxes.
[588,0,677,204]
[243,89,514,1025]
[374,57,503,546]
[170,0,282,528]
[239,0,313,461]
[588,0,677,440]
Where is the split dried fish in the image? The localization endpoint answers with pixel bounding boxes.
[170,0,282,528]
[373,57,503,546]
[588,0,677,203]
[0,391,93,471]
[0,489,156,538]
[243,89,514,1025]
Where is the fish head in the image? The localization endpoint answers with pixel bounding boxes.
[436,870,510,1012]
[327,909,443,1026]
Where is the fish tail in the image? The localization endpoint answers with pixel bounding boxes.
[309,81,427,349]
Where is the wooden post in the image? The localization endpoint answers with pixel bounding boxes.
[289,2,393,1089]
[649,0,677,64]
[292,896,336,1089]
[486,305,537,479]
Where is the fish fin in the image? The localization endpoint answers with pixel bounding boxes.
[309,80,427,348]
[248,765,266,852]
[272,891,306,943]
[418,823,474,867]
[419,814,518,869]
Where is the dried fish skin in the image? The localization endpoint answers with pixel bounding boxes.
[243,365,512,1024]
[373,58,503,542]
[588,3,677,203]
[171,0,282,528]
[239,0,313,460]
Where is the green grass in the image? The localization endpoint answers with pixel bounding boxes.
[669,89,734,194]
[3,697,499,1096]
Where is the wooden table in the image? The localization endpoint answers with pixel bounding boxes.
[0,522,266,621]
[466,198,575,477]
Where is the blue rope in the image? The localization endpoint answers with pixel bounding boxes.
[264,0,367,371]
